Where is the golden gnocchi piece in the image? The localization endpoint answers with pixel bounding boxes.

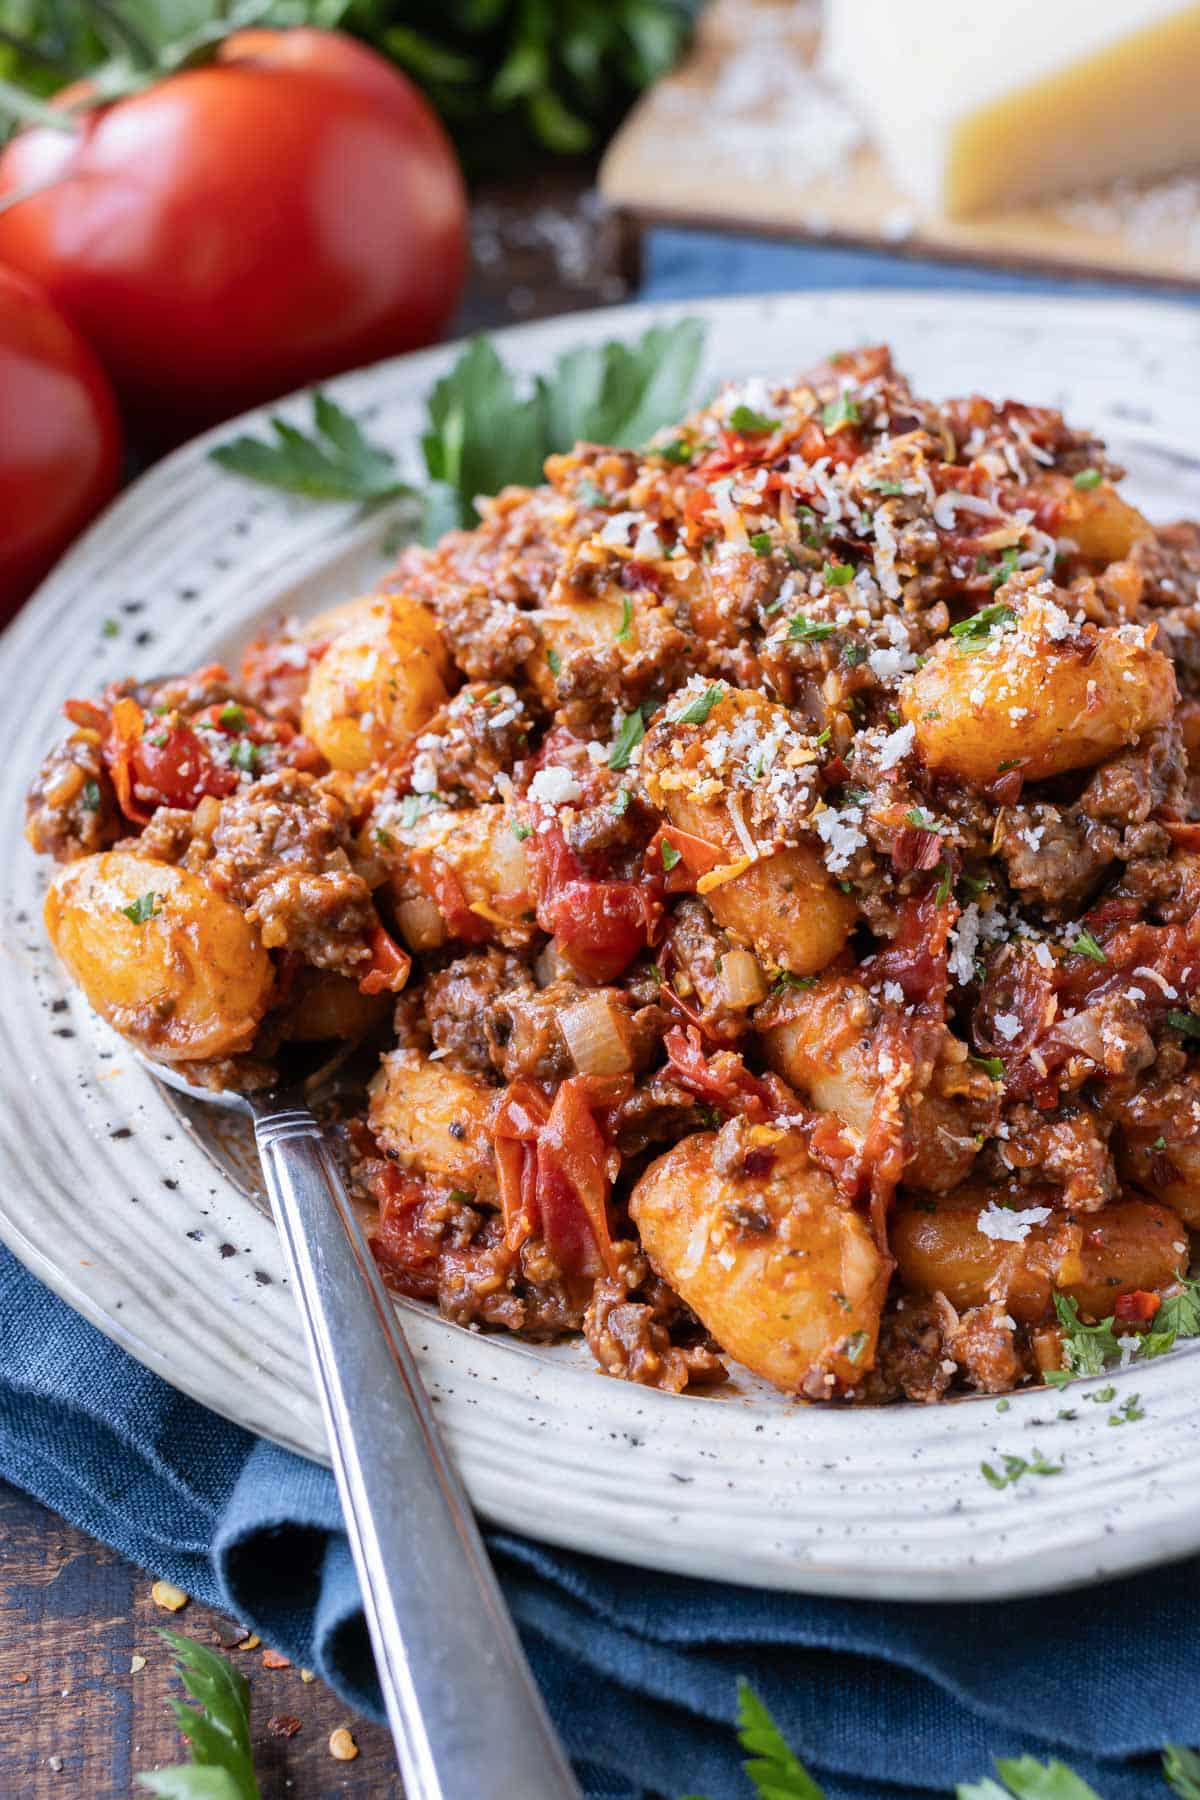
[301,594,451,773]
[372,802,532,952]
[368,1050,498,1204]
[44,851,273,1062]
[630,1122,888,1393]
[891,1190,1186,1325]
[1040,471,1154,565]
[1118,1133,1200,1229]
[642,687,856,976]
[901,590,1177,783]
[277,968,390,1044]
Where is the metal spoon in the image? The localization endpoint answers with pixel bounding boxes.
[143,1045,582,1800]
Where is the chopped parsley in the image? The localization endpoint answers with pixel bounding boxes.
[510,820,532,842]
[675,684,724,726]
[748,531,773,557]
[814,727,831,746]
[1153,1135,1167,1151]
[1107,1393,1145,1426]
[658,437,697,465]
[972,1055,1006,1081]
[575,477,609,508]
[980,1449,1062,1490]
[905,808,942,832]
[787,615,837,643]
[869,478,907,496]
[728,403,776,434]
[218,701,246,730]
[1069,930,1106,964]
[1143,1277,1200,1356]
[101,618,120,639]
[1073,467,1103,490]
[121,891,161,926]
[374,826,394,848]
[950,602,1015,647]
[612,788,631,818]
[616,595,633,642]
[1168,1009,1200,1039]
[934,861,953,904]
[229,737,258,773]
[821,392,860,430]
[81,779,101,813]
[546,647,561,676]
[840,642,866,668]
[608,707,645,770]
[985,548,1021,590]
[822,561,853,586]
[775,972,817,991]
[398,793,438,828]
[843,1330,867,1364]
[659,840,682,872]
[1054,1293,1120,1377]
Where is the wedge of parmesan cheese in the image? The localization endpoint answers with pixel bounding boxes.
[823,0,1200,219]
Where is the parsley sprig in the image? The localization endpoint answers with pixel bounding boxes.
[212,317,706,543]
[136,1630,261,1799]
[211,392,413,504]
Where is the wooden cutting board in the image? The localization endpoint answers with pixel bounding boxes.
[599,0,1200,291]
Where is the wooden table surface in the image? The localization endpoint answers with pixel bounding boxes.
[1,166,629,1800]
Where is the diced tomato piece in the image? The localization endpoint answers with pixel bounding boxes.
[358,924,411,996]
[1114,1289,1162,1326]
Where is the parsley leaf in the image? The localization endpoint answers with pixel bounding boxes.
[950,603,1016,648]
[1144,1276,1200,1357]
[608,708,646,770]
[121,892,161,926]
[748,531,773,557]
[1069,930,1106,964]
[1168,1010,1200,1039]
[822,561,853,586]
[735,1680,826,1800]
[1072,468,1103,491]
[787,615,837,643]
[81,779,101,813]
[1164,1745,1200,1800]
[212,393,412,505]
[136,1630,261,1799]
[821,392,860,430]
[546,647,562,676]
[869,479,907,496]
[575,477,609,509]
[728,404,777,434]
[1054,1293,1120,1377]
[972,1056,1006,1081]
[510,820,532,842]
[675,684,724,726]
[660,840,682,871]
[616,595,634,642]
[218,702,246,731]
[658,437,698,465]
[541,319,707,453]
[229,738,258,774]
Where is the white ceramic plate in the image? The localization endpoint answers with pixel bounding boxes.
[4,290,1200,1602]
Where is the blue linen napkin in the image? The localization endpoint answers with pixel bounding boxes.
[4,230,1200,1800]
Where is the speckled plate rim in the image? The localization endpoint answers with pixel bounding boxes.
[3,288,1200,1602]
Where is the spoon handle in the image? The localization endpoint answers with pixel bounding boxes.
[253,1104,581,1800]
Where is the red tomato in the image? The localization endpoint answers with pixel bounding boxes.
[0,266,121,620]
[0,29,467,440]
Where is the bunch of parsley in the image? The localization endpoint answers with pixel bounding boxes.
[210,314,707,540]
[0,0,693,167]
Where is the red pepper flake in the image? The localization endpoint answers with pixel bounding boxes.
[267,1714,302,1739]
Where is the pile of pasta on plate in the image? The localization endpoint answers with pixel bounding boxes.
[26,345,1200,1405]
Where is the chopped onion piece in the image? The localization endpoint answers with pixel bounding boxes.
[394,893,444,952]
[560,995,634,1075]
[719,948,768,1009]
